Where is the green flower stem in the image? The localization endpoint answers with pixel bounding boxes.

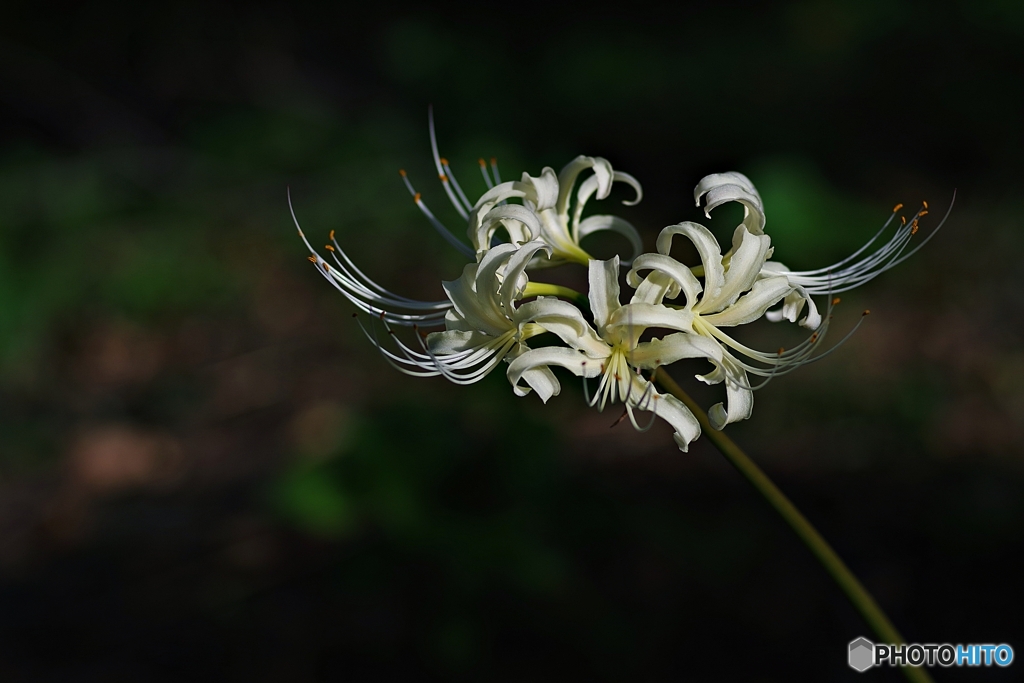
[523,282,590,310]
[653,370,933,683]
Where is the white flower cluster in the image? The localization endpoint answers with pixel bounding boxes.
[293,119,943,451]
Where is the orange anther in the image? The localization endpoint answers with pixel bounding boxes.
[863,309,871,316]
[901,216,907,225]
[307,256,317,263]
[490,157,497,164]
[322,262,330,272]
[911,224,919,235]
[414,192,422,202]
[399,169,407,177]
[297,229,304,237]
[778,347,785,355]
[439,174,448,182]
[329,229,335,240]
[810,333,819,343]
[832,297,841,305]
[922,200,929,209]
[439,157,448,166]
[325,244,335,252]
[478,158,486,167]
[893,203,904,212]
[918,210,929,217]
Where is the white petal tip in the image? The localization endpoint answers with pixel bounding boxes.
[708,403,728,431]
[800,313,822,330]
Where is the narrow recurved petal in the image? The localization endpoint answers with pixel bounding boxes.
[556,155,614,217]
[642,389,702,452]
[506,346,604,399]
[698,353,754,430]
[516,167,560,211]
[694,171,766,236]
[698,227,772,314]
[606,303,696,339]
[588,256,622,333]
[473,204,542,253]
[628,332,723,369]
[499,240,552,316]
[701,275,792,328]
[515,298,607,356]
[656,222,726,305]
[627,252,702,307]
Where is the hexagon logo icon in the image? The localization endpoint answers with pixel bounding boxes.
[849,637,875,672]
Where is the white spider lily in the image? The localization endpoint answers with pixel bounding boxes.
[626,218,863,431]
[508,257,721,451]
[692,172,948,329]
[290,191,453,327]
[391,111,646,268]
[467,155,645,267]
[365,240,595,401]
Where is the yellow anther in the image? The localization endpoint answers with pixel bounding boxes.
[307,256,317,263]
[324,244,335,252]
[399,169,407,177]
[922,200,929,209]
[329,229,335,240]
[918,210,929,217]
[832,297,841,305]
[893,203,904,212]
[414,192,422,202]
[901,216,907,225]
[911,223,919,235]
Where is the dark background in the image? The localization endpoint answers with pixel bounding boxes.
[1,1,1022,680]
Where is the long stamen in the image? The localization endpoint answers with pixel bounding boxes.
[397,170,475,258]
[289,189,451,326]
[703,292,865,391]
[428,107,470,220]
[441,158,473,213]
[478,158,494,190]
[625,382,659,432]
[784,193,953,294]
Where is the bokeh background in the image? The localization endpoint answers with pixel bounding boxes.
[1,1,1022,680]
